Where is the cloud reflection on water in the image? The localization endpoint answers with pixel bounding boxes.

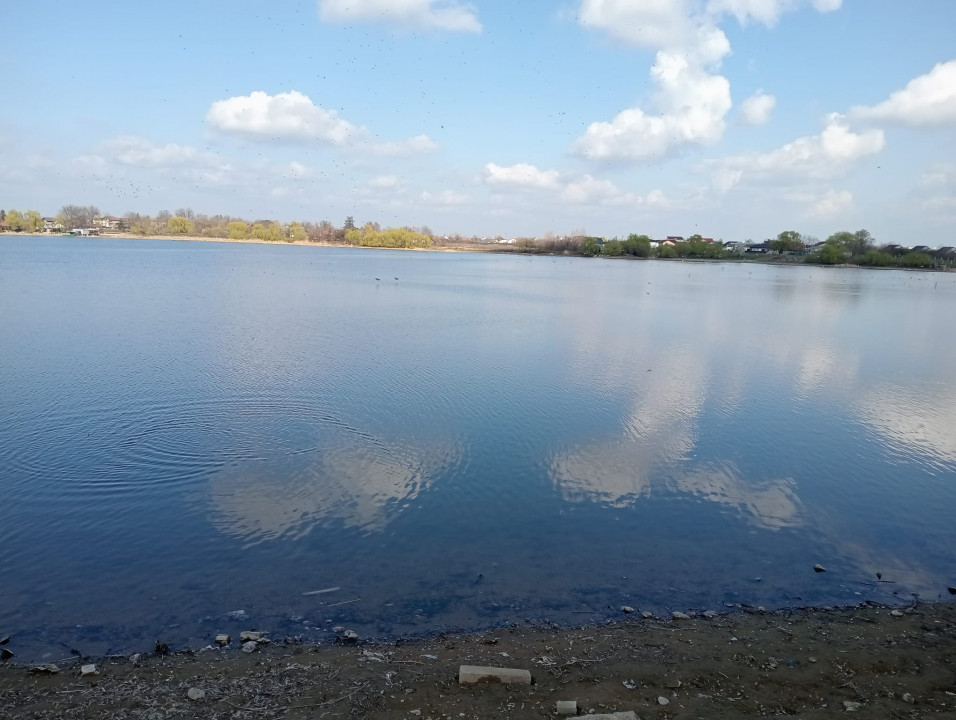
[207,436,459,543]
[857,385,956,465]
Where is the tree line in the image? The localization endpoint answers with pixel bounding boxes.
[2,204,950,268]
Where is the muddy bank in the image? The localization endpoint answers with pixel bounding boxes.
[2,602,954,719]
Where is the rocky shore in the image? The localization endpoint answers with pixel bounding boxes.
[2,602,954,719]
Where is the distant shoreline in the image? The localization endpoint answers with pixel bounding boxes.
[2,231,953,271]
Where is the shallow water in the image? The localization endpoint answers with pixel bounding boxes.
[1,236,954,661]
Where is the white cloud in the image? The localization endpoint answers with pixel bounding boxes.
[573,0,844,162]
[578,0,700,51]
[484,162,560,189]
[288,161,313,179]
[484,161,668,208]
[710,114,884,189]
[206,91,437,155]
[421,189,468,205]
[919,162,955,188]
[740,91,775,125]
[207,91,361,145]
[707,0,842,26]
[369,134,439,156]
[805,189,853,219]
[851,60,956,127]
[369,174,400,188]
[572,49,732,161]
[102,136,198,166]
[560,175,621,203]
[318,0,481,32]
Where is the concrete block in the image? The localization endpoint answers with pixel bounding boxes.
[556,699,578,714]
[458,665,532,685]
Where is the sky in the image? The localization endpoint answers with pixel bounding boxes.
[2,0,955,242]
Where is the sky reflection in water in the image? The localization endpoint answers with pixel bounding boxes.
[0,237,954,661]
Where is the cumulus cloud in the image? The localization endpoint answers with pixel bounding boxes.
[707,0,842,26]
[207,91,361,144]
[573,0,844,162]
[318,0,481,32]
[101,136,199,166]
[484,161,668,207]
[851,60,956,127]
[740,91,775,125]
[578,0,702,51]
[573,50,732,161]
[206,91,437,155]
[421,189,468,205]
[369,134,439,156]
[805,189,853,219]
[288,161,313,179]
[710,114,884,190]
[369,174,400,188]
[574,1,733,161]
[484,162,560,189]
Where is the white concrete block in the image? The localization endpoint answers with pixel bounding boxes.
[458,665,532,685]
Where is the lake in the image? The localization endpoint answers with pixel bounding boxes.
[1,235,954,662]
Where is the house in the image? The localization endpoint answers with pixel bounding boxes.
[881,244,906,255]
[933,246,955,259]
[910,245,933,254]
[42,217,64,232]
[745,241,770,254]
[92,215,126,230]
[665,235,684,243]
[702,237,714,243]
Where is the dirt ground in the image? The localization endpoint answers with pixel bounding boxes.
[2,602,954,719]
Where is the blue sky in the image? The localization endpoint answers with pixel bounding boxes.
[3,0,955,242]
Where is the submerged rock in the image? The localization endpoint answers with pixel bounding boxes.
[620,606,634,614]
[241,641,258,653]
[813,564,826,573]
[239,631,265,643]
[0,648,13,661]
[671,611,691,620]
[215,634,231,647]
[187,687,206,701]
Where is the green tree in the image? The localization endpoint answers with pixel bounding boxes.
[771,230,803,253]
[825,231,855,252]
[809,241,846,265]
[167,216,194,235]
[25,210,43,232]
[227,221,249,239]
[848,229,874,257]
[623,234,652,257]
[580,237,600,257]
[289,222,306,242]
[5,209,24,231]
[603,240,623,256]
[344,215,355,231]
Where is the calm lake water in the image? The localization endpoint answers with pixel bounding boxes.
[1,235,954,661]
